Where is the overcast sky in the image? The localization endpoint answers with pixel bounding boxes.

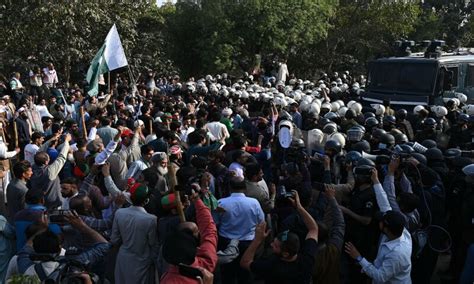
[156,0,176,6]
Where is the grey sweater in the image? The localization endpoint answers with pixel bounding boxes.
[30,142,69,209]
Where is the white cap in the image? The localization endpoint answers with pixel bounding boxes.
[134,120,144,128]
[221,107,233,116]
[414,105,425,114]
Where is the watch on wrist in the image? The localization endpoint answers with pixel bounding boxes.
[356,256,363,262]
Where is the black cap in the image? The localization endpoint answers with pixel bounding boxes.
[162,229,197,265]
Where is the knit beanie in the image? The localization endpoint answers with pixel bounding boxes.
[129,183,149,204]
[161,193,178,210]
[73,163,90,179]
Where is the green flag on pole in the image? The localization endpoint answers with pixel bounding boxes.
[86,24,128,96]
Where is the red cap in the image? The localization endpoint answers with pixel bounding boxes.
[121,128,133,138]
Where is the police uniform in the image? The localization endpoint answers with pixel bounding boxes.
[396,120,415,141]
[414,129,440,143]
[343,185,380,283]
[346,186,380,256]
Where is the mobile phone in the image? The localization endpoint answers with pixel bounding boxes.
[284,192,295,198]
[49,209,72,225]
[313,152,325,160]
[178,263,203,279]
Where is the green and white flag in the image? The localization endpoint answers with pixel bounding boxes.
[86,24,128,96]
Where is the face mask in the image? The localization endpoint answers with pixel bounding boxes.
[378,143,387,150]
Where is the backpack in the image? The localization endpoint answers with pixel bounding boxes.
[35,258,99,284]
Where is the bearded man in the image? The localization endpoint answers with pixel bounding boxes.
[141,152,170,216]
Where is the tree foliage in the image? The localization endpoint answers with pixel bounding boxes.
[409,0,473,47]
[1,0,474,83]
[165,0,335,77]
[309,1,421,76]
[0,1,171,83]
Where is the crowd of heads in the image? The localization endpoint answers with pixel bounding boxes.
[0,64,473,284]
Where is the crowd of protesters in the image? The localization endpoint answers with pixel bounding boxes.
[0,62,473,284]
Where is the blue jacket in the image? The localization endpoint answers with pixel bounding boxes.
[14,204,61,251]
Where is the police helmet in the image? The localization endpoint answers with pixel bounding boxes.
[347,126,365,142]
[365,117,379,129]
[395,109,408,120]
[394,133,409,145]
[352,140,371,153]
[356,158,376,168]
[329,133,346,148]
[372,128,387,140]
[423,118,437,127]
[390,128,403,137]
[424,147,444,162]
[319,118,331,127]
[291,138,305,148]
[364,112,376,120]
[444,148,462,159]
[325,139,342,153]
[345,109,357,120]
[379,133,395,147]
[398,144,414,154]
[411,153,427,165]
[345,151,363,164]
[323,122,338,134]
[421,139,437,149]
[324,112,339,121]
[458,113,470,123]
[383,115,396,125]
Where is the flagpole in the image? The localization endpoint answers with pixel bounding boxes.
[80,106,87,140]
[127,65,140,98]
[107,71,111,94]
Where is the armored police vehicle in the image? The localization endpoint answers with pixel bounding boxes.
[361,40,474,107]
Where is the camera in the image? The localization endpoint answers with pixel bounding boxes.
[286,145,307,164]
[313,152,325,161]
[353,166,373,176]
[280,162,299,175]
[277,185,295,199]
[45,258,99,284]
[392,144,414,169]
[178,263,203,279]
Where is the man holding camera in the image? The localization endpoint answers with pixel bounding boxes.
[17,211,111,283]
[240,190,319,284]
[339,161,382,283]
